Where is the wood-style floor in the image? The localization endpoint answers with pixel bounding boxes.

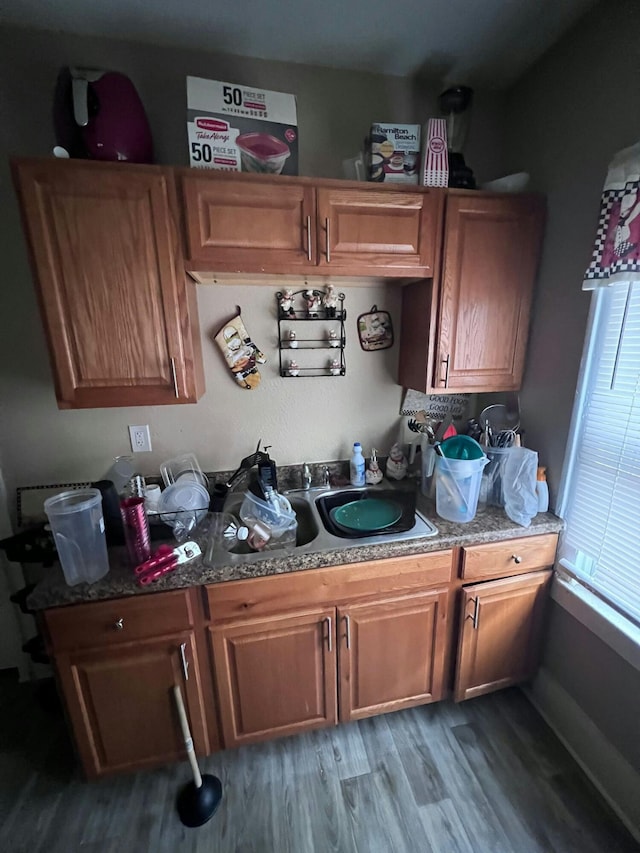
[0,674,636,853]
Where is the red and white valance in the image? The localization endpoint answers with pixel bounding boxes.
[583,142,640,290]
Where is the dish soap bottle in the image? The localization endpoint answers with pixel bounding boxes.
[536,466,549,513]
[350,442,366,487]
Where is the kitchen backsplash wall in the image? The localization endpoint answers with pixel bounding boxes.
[0,23,506,503]
[0,264,404,492]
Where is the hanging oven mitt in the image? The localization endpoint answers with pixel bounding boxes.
[213,310,266,389]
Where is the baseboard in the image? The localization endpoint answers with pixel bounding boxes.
[524,668,640,842]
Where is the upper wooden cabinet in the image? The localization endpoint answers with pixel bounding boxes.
[12,159,204,408]
[178,169,443,278]
[181,172,315,271]
[316,187,441,276]
[399,192,545,394]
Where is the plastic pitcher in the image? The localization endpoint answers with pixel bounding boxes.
[435,454,488,523]
[44,488,109,585]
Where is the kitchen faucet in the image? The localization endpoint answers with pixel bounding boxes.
[301,463,331,489]
[301,463,312,490]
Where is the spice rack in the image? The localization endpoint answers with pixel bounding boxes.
[276,289,346,377]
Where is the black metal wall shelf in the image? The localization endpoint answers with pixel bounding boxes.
[276,289,346,378]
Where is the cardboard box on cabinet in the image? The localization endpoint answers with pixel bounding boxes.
[187,76,298,175]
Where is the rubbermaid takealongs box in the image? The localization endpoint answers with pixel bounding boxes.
[187,76,298,175]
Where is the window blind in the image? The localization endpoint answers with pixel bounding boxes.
[559,282,640,624]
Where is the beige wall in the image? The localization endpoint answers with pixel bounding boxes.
[0,25,508,502]
[506,0,640,776]
[505,0,640,506]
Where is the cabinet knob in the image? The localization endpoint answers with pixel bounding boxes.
[512,554,522,564]
[114,618,124,631]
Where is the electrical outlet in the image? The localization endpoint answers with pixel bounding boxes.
[128,425,152,453]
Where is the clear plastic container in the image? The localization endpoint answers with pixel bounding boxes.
[160,452,208,490]
[239,490,297,551]
[157,481,210,542]
[199,512,248,566]
[44,488,109,586]
[483,447,512,507]
[435,455,488,523]
[421,439,436,498]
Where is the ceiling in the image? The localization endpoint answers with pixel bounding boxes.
[0,0,597,84]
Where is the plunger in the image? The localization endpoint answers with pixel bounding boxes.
[173,685,222,827]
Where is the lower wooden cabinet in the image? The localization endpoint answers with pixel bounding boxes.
[338,590,448,721]
[43,534,558,776]
[454,569,552,702]
[210,607,337,748]
[55,632,208,778]
[211,587,450,745]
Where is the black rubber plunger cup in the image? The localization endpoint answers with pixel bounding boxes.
[177,774,222,828]
[173,685,223,827]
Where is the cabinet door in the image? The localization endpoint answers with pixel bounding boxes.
[435,193,545,392]
[338,589,448,722]
[211,607,337,748]
[181,172,315,272]
[55,632,208,778]
[12,159,203,408]
[316,187,442,276]
[454,570,551,702]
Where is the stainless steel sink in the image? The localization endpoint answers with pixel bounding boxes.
[223,492,320,553]
[216,481,437,562]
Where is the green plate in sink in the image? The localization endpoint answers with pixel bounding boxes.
[330,498,403,533]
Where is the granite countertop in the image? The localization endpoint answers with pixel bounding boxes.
[27,498,564,610]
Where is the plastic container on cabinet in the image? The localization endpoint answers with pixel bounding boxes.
[435,455,488,523]
[44,489,110,586]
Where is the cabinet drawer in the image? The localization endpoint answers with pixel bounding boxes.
[45,590,194,652]
[206,551,453,622]
[460,534,558,581]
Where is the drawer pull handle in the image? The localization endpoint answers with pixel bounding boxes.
[345,614,352,650]
[114,618,124,631]
[466,597,480,630]
[324,616,333,653]
[170,357,179,398]
[442,353,450,387]
[180,642,189,681]
[512,554,523,564]
[325,217,331,263]
[306,215,312,261]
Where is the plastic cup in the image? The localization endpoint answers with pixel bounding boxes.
[120,497,152,566]
[435,455,488,523]
[421,440,436,498]
[483,447,512,507]
[44,488,109,586]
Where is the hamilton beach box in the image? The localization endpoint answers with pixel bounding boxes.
[368,123,421,184]
[186,76,298,175]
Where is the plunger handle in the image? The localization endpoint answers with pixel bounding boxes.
[173,684,203,789]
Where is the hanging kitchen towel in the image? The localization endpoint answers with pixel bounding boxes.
[213,309,266,389]
[583,141,640,289]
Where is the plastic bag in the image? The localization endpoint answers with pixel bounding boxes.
[503,448,539,527]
